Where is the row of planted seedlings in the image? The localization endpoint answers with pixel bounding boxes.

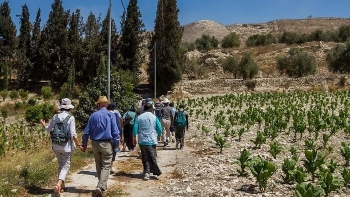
[181,90,350,196]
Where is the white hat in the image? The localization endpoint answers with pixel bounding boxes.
[162,98,170,103]
[59,98,74,109]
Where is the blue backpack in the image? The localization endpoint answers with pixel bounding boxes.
[174,111,187,128]
[51,114,71,145]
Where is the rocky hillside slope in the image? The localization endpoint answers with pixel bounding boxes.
[172,18,350,96]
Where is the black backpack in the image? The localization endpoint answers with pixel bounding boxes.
[50,114,71,145]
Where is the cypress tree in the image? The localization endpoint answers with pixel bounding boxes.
[43,0,69,83]
[0,1,17,86]
[119,0,145,73]
[17,4,32,85]
[80,13,102,83]
[30,8,41,82]
[148,0,184,95]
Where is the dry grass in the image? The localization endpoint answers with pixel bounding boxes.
[169,167,184,179]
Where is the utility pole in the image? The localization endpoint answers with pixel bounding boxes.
[107,0,112,100]
[154,42,156,99]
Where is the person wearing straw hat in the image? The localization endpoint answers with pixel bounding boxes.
[40,98,82,196]
[81,96,121,196]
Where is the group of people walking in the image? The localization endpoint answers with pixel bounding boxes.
[39,95,189,197]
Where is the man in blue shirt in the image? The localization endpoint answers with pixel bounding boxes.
[82,96,120,196]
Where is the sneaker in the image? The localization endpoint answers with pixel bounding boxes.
[94,187,104,197]
[163,142,168,147]
[176,141,180,149]
[144,173,150,181]
[171,138,175,143]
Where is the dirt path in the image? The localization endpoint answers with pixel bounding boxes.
[52,143,188,197]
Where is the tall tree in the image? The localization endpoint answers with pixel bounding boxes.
[16,4,32,85]
[80,12,102,83]
[42,0,69,83]
[148,0,184,95]
[67,9,83,85]
[119,0,145,74]
[0,1,17,87]
[30,8,41,82]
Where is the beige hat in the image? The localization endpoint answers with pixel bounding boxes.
[95,96,110,105]
[59,98,74,109]
[162,98,170,103]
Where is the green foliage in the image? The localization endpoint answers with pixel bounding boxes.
[221,56,239,78]
[326,159,338,174]
[327,40,350,74]
[239,52,258,80]
[148,0,184,95]
[0,108,8,121]
[9,90,19,100]
[201,125,211,136]
[295,182,324,197]
[195,34,219,51]
[282,158,297,183]
[302,149,325,182]
[277,48,316,77]
[25,102,54,124]
[341,168,350,186]
[0,90,8,101]
[250,131,267,149]
[74,70,137,129]
[213,133,230,154]
[246,33,276,47]
[340,142,350,166]
[27,98,36,106]
[40,86,52,100]
[119,0,145,73]
[19,89,29,100]
[269,141,283,159]
[338,24,350,42]
[317,171,343,197]
[249,156,276,192]
[294,166,307,184]
[183,58,207,79]
[234,148,251,177]
[221,32,240,48]
[181,42,196,51]
[279,32,307,45]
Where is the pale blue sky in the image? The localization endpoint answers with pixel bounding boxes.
[6,0,350,31]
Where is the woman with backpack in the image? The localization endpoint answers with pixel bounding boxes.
[173,104,189,150]
[39,98,82,196]
[122,106,137,151]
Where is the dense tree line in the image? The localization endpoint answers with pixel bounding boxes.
[0,0,184,97]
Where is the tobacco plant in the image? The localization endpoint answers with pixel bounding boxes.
[269,141,283,159]
[251,131,266,149]
[282,158,297,183]
[340,142,350,166]
[213,133,230,154]
[249,156,276,192]
[317,171,343,197]
[295,182,324,197]
[341,168,350,186]
[302,149,325,182]
[234,148,251,177]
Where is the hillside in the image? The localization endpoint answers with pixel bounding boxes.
[182,17,350,44]
[172,18,350,96]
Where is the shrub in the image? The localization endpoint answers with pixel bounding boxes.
[246,34,276,47]
[9,90,19,100]
[25,103,54,124]
[221,32,240,48]
[327,41,350,74]
[277,48,316,77]
[239,53,259,80]
[0,90,8,101]
[41,86,52,100]
[195,34,219,51]
[19,89,29,100]
[221,56,239,79]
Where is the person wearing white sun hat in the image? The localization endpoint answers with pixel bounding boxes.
[160,98,174,147]
[40,98,82,196]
